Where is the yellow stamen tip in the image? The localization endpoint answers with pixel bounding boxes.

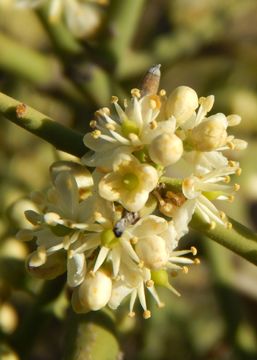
[128,311,135,318]
[159,89,166,96]
[191,246,197,256]
[182,266,189,274]
[219,211,226,220]
[194,258,201,265]
[89,120,97,128]
[138,260,145,269]
[111,96,118,103]
[143,310,151,319]
[234,183,240,191]
[130,237,138,245]
[146,280,154,288]
[131,88,141,98]
[149,120,157,129]
[224,176,231,183]
[91,129,101,139]
[236,168,242,176]
[227,141,235,150]
[209,221,216,230]
[158,302,165,308]
[89,271,96,278]
[228,195,234,202]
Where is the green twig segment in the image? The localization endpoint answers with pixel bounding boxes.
[0,32,59,86]
[64,310,120,360]
[0,92,85,157]
[191,213,257,266]
[102,0,146,68]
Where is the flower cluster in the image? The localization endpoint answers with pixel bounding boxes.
[1,0,108,38]
[17,65,246,318]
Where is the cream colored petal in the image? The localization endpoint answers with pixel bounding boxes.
[67,253,86,287]
[98,173,121,202]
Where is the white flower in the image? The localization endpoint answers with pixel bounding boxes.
[108,219,198,318]
[98,153,159,212]
[172,165,240,237]
[17,163,95,287]
[82,90,177,168]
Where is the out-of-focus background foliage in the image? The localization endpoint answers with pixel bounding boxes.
[0,0,257,359]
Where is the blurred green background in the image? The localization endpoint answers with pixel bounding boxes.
[0,0,257,359]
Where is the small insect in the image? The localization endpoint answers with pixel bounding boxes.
[16,103,27,118]
[113,211,140,237]
[141,64,161,96]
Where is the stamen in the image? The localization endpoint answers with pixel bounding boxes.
[228,195,234,202]
[194,258,201,265]
[91,130,101,139]
[105,123,116,131]
[149,99,157,109]
[146,280,154,288]
[234,183,240,191]
[236,168,242,176]
[228,160,236,167]
[158,302,165,308]
[159,89,166,96]
[130,236,138,245]
[182,266,189,274]
[191,246,197,256]
[89,120,97,128]
[111,96,119,103]
[143,310,151,319]
[149,120,157,129]
[224,176,231,183]
[219,211,226,220]
[89,270,95,277]
[128,311,135,318]
[138,260,145,269]
[227,141,235,150]
[131,88,141,98]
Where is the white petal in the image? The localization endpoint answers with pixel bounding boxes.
[67,253,86,287]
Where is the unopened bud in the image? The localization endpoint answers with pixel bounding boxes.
[78,271,112,311]
[149,133,183,166]
[135,235,168,269]
[188,113,227,151]
[165,86,198,125]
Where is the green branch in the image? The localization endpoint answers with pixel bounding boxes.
[64,310,120,360]
[0,92,85,157]
[191,213,257,266]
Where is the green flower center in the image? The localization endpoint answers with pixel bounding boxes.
[151,269,169,287]
[122,173,139,190]
[121,119,139,138]
[101,229,118,248]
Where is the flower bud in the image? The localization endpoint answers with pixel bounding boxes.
[135,235,168,269]
[78,271,112,311]
[148,133,183,166]
[188,114,228,151]
[165,86,198,126]
[26,251,66,280]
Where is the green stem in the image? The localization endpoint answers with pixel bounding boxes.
[0,92,85,157]
[102,0,146,68]
[64,310,120,360]
[191,213,257,266]
[0,32,59,86]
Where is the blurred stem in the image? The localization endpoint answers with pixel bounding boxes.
[1,92,257,266]
[205,239,257,358]
[11,275,66,359]
[0,32,59,86]
[0,92,85,157]
[64,310,120,360]
[102,0,146,69]
[191,213,257,266]
[36,9,123,107]
[36,7,83,57]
